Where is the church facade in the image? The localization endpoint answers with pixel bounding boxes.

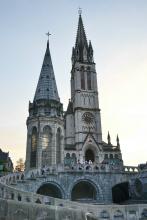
[0,13,147,220]
[26,14,122,172]
[23,13,140,204]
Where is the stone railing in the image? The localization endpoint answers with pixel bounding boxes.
[0,172,147,220]
[0,172,53,205]
[123,166,139,173]
[25,164,121,178]
[24,164,139,179]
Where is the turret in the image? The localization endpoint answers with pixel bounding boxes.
[25,39,64,171]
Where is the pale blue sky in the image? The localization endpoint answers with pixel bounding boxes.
[0,0,147,166]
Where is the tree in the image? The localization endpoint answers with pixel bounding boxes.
[15,158,25,172]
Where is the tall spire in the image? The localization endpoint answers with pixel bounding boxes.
[72,13,94,64]
[34,40,59,102]
[75,13,88,50]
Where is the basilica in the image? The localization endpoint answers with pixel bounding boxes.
[23,12,146,204]
[0,13,147,220]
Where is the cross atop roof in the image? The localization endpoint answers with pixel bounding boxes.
[46,32,51,42]
[78,7,82,15]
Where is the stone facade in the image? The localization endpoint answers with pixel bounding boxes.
[0,13,147,220]
[23,13,145,205]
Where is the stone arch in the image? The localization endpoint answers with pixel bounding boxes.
[82,140,98,162]
[141,209,147,218]
[94,165,99,171]
[83,143,98,163]
[70,179,99,202]
[64,153,71,166]
[71,153,77,165]
[85,165,91,170]
[30,126,37,168]
[113,210,124,219]
[18,194,22,201]
[36,181,64,199]
[56,127,62,164]
[85,149,95,162]
[112,181,129,203]
[100,210,110,219]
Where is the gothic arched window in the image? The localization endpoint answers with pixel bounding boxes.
[81,67,85,90]
[56,128,62,164]
[71,153,77,165]
[42,126,52,150]
[30,127,37,168]
[87,71,92,90]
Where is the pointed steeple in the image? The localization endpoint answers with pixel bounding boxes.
[75,14,88,50]
[116,134,120,148]
[72,13,95,64]
[107,131,111,145]
[34,40,60,102]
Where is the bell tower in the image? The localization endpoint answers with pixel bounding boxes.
[65,12,102,163]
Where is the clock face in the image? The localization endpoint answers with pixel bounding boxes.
[82,112,94,124]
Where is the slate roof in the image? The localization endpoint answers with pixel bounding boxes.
[34,40,60,102]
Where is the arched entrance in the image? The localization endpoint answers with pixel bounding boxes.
[37,183,63,199]
[112,182,129,204]
[85,149,95,162]
[71,180,97,202]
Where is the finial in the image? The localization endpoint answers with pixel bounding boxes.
[117,134,120,148]
[78,7,82,15]
[107,131,111,145]
[46,31,51,44]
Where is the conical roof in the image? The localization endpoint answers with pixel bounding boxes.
[34,41,60,102]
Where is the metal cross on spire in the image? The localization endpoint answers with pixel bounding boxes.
[46,31,51,43]
[78,7,82,15]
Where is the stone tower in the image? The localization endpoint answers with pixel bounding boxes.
[25,40,64,171]
[64,13,103,164]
